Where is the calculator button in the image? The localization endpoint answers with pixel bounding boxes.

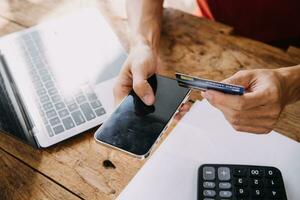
[203,181,215,189]
[203,190,216,197]
[219,191,232,198]
[235,188,249,197]
[203,198,215,200]
[234,177,248,186]
[250,168,263,178]
[218,167,231,181]
[251,189,264,198]
[265,168,278,178]
[265,178,280,188]
[203,166,216,180]
[250,178,263,188]
[219,182,231,189]
[233,168,247,177]
[266,189,282,198]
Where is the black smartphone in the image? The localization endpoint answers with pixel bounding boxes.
[94,75,190,159]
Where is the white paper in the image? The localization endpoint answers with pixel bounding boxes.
[117,100,300,200]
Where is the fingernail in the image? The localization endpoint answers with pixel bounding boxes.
[142,94,154,105]
[201,91,212,101]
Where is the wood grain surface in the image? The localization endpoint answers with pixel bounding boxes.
[0,148,81,200]
[0,1,299,200]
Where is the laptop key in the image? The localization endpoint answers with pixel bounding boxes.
[49,117,61,126]
[90,100,102,109]
[51,95,61,103]
[87,93,97,101]
[43,102,53,111]
[46,125,54,137]
[37,88,47,96]
[40,95,50,103]
[62,117,75,130]
[76,95,87,104]
[80,103,96,121]
[58,109,69,118]
[48,87,58,96]
[71,110,86,125]
[68,103,78,112]
[55,101,66,110]
[95,107,106,116]
[45,80,55,88]
[53,125,64,135]
[46,109,57,119]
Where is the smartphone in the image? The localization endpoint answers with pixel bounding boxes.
[94,75,190,159]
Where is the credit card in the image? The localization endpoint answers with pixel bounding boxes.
[175,72,245,95]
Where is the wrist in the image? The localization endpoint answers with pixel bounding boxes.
[276,65,300,105]
[130,35,159,54]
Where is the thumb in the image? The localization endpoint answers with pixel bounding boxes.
[222,70,254,88]
[132,69,155,105]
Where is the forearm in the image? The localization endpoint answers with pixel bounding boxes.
[277,64,300,104]
[126,0,163,52]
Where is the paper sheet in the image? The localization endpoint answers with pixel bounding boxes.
[117,100,300,200]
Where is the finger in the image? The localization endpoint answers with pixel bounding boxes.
[113,78,131,106]
[132,68,155,106]
[201,89,270,111]
[231,125,272,134]
[222,70,254,88]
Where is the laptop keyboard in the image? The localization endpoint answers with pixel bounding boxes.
[19,31,106,137]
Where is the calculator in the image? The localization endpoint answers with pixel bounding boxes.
[198,164,287,200]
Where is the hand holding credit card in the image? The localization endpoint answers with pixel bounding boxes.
[175,72,245,95]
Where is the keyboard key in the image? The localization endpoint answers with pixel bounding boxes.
[265,168,278,178]
[46,109,57,119]
[53,125,64,134]
[37,88,47,96]
[58,109,69,118]
[62,117,75,130]
[39,68,49,76]
[46,125,54,137]
[250,168,263,178]
[80,103,96,121]
[233,168,247,177]
[251,189,264,198]
[55,101,66,110]
[49,117,61,126]
[203,166,215,181]
[203,190,216,197]
[266,189,282,198]
[43,102,53,111]
[40,95,50,103]
[51,95,61,103]
[71,110,86,125]
[234,177,248,186]
[76,95,87,104]
[265,178,280,188]
[218,167,230,181]
[95,107,106,116]
[219,182,231,189]
[90,100,102,109]
[41,74,51,82]
[250,178,263,188]
[45,80,55,88]
[203,182,215,189]
[68,103,78,112]
[87,93,97,101]
[48,87,58,96]
[235,188,249,197]
[219,191,232,198]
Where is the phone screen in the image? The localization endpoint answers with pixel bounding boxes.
[95,75,190,157]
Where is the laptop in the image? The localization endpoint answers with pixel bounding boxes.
[0,8,127,148]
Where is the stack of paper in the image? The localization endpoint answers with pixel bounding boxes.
[117,100,300,200]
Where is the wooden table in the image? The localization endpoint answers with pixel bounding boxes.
[1,1,299,200]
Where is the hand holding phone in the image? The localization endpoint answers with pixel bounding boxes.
[94,75,190,159]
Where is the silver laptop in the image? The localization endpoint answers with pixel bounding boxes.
[0,8,126,148]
